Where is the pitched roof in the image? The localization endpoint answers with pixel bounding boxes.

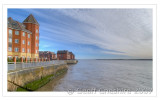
[57,50,69,54]
[23,14,39,25]
[8,17,32,34]
[39,51,55,54]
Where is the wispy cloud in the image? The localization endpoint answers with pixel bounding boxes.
[8,9,152,59]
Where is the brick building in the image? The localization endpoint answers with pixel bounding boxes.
[39,51,56,60]
[7,14,39,59]
[57,50,75,60]
[69,52,75,60]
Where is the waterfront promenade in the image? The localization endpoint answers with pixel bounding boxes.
[7,59,78,91]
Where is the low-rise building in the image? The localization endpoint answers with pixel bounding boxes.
[69,52,75,60]
[39,51,56,60]
[57,50,75,60]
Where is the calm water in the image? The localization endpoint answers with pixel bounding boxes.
[38,59,152,92]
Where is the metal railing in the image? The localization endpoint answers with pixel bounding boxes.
[8,60,66,72]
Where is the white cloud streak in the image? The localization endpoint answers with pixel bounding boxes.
[25,9,152,59]
[56,9,152,59]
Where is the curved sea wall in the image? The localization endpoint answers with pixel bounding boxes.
[64,60,78,64]
[7,64,68,91]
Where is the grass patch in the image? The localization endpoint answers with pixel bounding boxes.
[16,68,68,91]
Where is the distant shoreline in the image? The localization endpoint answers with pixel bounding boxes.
[95,59,152,60]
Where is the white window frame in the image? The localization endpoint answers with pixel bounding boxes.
[8,56,12,59]
[36,29,38,33]
[28,49,30,53]
[36,36,38,40]
[23,32,25,36]
[15,39,19,43]
[9,29,12,35]
[28,34,30,38]
[15,48,19,52]
[23,40,25,44]
[15,31,19,35]
[36,43,38,47]
[22,48,25,52]
[8,47,12,51]
[36,50,38,53]
[28,41,30,45]
[9,38,12,43]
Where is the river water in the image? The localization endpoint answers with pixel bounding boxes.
[38,59,152,92]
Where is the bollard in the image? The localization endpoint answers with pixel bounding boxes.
[30,58,32,63]
[21,57,23,63]
[13,57,16,64]
[35,58,36,62]
[13,57,16,70]
[48,58,50,62]
[25,58,27,63]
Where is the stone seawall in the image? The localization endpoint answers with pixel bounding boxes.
[65,60,78,64]
[7,64,68,91]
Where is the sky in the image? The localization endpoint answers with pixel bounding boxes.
[8,9,152,59]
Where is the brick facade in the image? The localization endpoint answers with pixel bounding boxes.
[57,50,75,60]
[7,14,39,59]
[39,51,56,60]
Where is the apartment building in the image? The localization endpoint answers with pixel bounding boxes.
[69,52,75,60]
[57,50,75,60]
[7,14,39,59]
[39,51,56,60]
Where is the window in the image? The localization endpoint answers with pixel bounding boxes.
[8,47,12,51]
[9,38,12,43]
[15,48,19,52]
[36,50,38,53]
[23,40,25,44]
[28,49,30,53]
[36,43,38,47]
[36,36,38,40]
[8,56,12,59]
[28,34,30,38]
[36,29,38,33]
[15,31,19,35]
[22,48,25,52]
[23,32,25,36]
[15,56,18,58]
[9,29,12,35]
[15,39,19,43]
[28,41,30,45]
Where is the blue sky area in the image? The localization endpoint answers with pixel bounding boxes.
[8,9,152,59]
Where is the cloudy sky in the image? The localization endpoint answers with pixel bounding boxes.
[8,9,152,59]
